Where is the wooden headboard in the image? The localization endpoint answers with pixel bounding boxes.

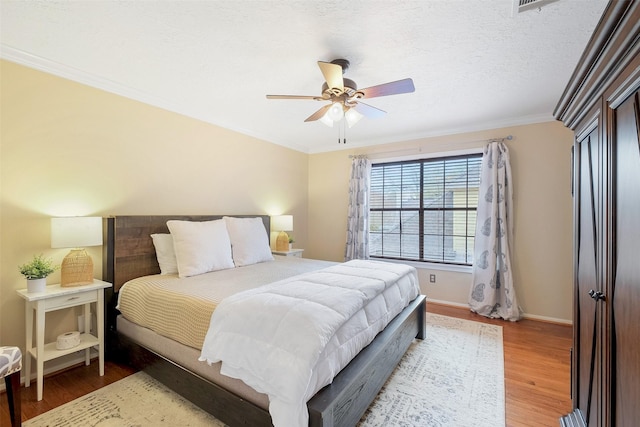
[102,215,270,292]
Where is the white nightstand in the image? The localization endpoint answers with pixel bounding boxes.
[272,248,304,258]
[16,279,112,401]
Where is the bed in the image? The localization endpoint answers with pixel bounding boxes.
[102,215,426,427]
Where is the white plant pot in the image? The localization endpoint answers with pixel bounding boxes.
[27,277,47,293]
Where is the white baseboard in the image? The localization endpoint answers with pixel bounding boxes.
[426,297,572,326]
[0,348,98,393]
[426,297,468,308]
[521,312,572,325]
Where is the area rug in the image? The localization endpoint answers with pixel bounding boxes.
[359,313,504,427]
[25,313,504,427]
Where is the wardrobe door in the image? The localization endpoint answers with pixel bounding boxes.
[574,125,602,426]
[612,88,640,426]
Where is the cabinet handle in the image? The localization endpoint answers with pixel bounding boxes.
[66,296,80,301]
[588,289,606,301]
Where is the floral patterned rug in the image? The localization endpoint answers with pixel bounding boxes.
[25,313,504,427]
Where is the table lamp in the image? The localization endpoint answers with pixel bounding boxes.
[271,215,293,252]
[51,217,103,287]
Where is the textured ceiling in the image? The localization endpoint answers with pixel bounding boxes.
[1,0,607,153]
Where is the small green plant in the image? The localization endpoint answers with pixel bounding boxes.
[288,236,295,243]
[19,254,58,279]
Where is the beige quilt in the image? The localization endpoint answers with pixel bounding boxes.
[116,256,335,349]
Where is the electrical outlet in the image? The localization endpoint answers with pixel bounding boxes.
[429,274,436,283]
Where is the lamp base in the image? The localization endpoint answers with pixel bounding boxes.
[61,249,94,287]
[275,231,290,252]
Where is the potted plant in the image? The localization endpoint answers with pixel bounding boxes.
[19,254,58,293]
[288,236,295,250]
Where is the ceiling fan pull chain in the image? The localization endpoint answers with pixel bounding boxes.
[343,118,347,144]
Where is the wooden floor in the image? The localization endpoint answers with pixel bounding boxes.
[1,303,572,426]
[429,304,573,427]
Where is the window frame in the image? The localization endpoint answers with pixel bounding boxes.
[369,150,482,267]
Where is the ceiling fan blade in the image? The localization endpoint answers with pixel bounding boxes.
[317,61,344,91]
[353,101,386,119]
[266,95,324,100]
[304,104,332,122]
[359,78,415,99]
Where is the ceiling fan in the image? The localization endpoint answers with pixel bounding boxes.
[266,59,415,128]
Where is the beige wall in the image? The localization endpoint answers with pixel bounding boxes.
[0,61,309,354]
[1,60,575,371]
[308,122,575,322]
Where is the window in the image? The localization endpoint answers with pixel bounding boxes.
[369,153,482,265]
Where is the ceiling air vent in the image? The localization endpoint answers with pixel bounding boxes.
[513,0,559,14]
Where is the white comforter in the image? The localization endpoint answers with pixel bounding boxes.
[199,259,420,427]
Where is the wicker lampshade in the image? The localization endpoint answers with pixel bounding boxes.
[271,215,293,252]
[51,217,102,287]
[60,249,94,286]
[275,231,290,252]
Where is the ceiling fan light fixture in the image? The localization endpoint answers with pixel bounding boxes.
[345,107,364,128]
[319,113,334,127]
[327,102,345,121]
[267,59,415,136]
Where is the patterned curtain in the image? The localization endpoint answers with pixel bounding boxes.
[469,142,521,321]
[345,156,372,261]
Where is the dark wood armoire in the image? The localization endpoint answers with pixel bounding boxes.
[554,1,640,426]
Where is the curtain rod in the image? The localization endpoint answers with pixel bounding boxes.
[348,135,513,159]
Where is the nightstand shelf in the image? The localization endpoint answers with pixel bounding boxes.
[32,333,99,362]
[16,279,112,401]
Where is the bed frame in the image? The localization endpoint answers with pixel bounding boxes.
[102,215,426,427]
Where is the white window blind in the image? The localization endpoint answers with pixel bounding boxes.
[369,153,482,265]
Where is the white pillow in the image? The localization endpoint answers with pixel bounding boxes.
[150,233,178,275]
[166,219,235,277]
[223,216,274,267]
